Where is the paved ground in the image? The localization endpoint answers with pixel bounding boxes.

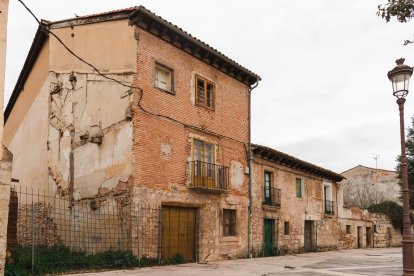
[67,247,402,276]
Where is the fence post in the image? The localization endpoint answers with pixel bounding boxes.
[158,205,162,264]
[31,197,35,274]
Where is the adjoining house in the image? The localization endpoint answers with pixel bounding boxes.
[337,165,402,249]
[251,146,402,255]
[251,144,345,255]
[340,165,401,209]
[4,6,260,262]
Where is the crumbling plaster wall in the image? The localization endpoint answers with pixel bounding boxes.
[48,72,134,199]
[46,18,136,199]
[251,158,341,254]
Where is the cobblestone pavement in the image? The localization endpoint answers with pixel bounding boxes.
[66,247,402,276]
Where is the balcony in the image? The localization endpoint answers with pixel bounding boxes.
[324,200,335,215]
[188,161,229,193]
[263,188,281,207]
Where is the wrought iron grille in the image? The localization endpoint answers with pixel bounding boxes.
[324,200,334,215]
[188,161,228,191]
[263,187,281,207]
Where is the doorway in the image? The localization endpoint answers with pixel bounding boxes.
[304,220,317,252]
[366,227,372,248]
[161,206,197,262]
[263,219,276,256]
[357,226,363,248]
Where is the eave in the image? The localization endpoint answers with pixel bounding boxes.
[252,144,344,182]
[4,24,48,122]
[129,6,261,86]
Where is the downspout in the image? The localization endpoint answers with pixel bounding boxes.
[248,80,259,258]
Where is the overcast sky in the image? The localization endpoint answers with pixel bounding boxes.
[5,0,414,173]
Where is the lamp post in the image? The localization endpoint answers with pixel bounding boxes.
[388,58,414,275]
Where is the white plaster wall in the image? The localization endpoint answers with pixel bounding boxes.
[9,76,50,191]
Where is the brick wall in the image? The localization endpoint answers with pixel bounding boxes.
[130,27,250,261]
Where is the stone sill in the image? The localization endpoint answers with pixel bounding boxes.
[220,236,239,243]
[324,214,335,218]
[262,204,280,212]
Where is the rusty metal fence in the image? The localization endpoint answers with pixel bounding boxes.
[6,187,163,274]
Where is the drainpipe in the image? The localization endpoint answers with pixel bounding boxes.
[248,80,259,258]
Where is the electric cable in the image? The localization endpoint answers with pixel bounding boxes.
[17,0,249,158]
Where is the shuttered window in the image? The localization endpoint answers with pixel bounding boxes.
[196,75,214,109]
[223,209,236,236]
[296,178,303,198]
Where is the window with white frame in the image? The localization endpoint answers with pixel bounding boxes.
[155,63,174,93]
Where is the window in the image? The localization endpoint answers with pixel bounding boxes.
[386,227,391,240]
[155,63,173,93]
[192,139,217,189]
[296,178,303,198]
[346,225,351,234]
[264,171,272,204]
[223,209,236,236]
[196,75,215,109]
[374,224,377,233]
[284,221,290,235]
[193,139,214,164]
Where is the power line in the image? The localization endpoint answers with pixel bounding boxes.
[17,0,249,157]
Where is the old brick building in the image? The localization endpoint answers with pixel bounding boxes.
[3,6,260,262]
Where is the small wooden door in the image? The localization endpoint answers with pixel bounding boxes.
[263,219,273,256]
[357,226,363,248]
[304,220,316,252]
[162,206,197,262]
[366,227,372,248]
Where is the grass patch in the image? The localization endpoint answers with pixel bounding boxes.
[5,246,185,275]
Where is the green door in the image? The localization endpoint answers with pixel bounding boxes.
[263,219,273,256]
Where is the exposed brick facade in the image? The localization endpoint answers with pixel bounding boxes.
[130,27,251,262]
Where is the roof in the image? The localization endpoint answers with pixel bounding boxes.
[5,6,260,122]
[129,6,261,86]
[340,164,396,175]
[252,144,345,182]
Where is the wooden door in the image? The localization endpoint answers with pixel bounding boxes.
[304,220,316,252]
[357,226,362,248]
[162,206,196,262]
[263,219,273,256]
[366,227,371,248]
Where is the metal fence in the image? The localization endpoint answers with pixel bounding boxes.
[6,187,162,274]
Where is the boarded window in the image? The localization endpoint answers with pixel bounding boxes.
[223,209,236,236]
[155,63,174,93]
[196,75,215,109]
[296,178,303,198]
[284,221,290,235]
[314,182,322,199]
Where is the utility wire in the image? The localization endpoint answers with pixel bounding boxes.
[18,0,249,157]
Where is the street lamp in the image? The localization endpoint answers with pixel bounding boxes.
[388,58,414,275]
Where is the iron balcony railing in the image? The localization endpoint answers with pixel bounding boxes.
[188,161,229,192]
[263,187,281,207]
[325,200,335,215]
